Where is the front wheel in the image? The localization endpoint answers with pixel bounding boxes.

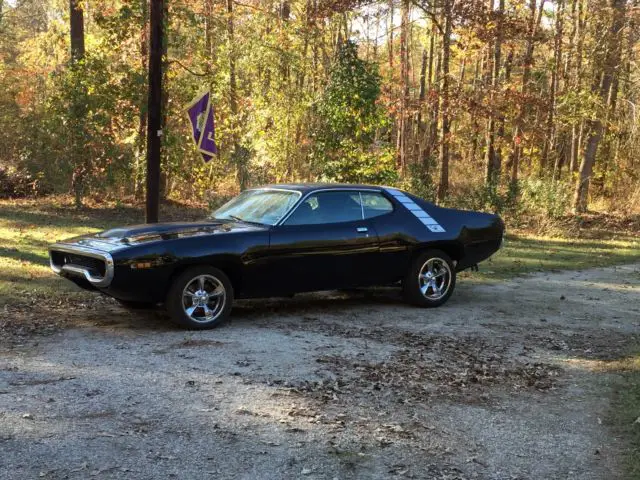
[166,266,233,329]
[403,250,456,308]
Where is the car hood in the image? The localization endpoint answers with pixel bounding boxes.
[54,220,263,253]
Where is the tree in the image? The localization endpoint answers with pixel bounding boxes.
[437,0,452,202]
[509,0,545,183]
[484,0,504,187]
[573,0,626,213]
[313,40,396,184]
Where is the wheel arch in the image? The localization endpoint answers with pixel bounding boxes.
[410,242,465,269]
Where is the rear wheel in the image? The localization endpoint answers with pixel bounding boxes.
[403,250,456,307]
[166,266,233,329]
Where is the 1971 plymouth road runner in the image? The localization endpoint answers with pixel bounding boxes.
[49,184,504,329]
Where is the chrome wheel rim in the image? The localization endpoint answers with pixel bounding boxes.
[182,275,226,323]
[418,257,452,301]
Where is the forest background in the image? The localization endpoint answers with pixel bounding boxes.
[0,0,639,226]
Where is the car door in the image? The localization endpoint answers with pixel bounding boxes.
[358,191,410,285]
[267,190,381,293]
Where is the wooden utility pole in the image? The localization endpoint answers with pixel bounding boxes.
[69,0,85,208]
[69,0,85,61]
[146,0,164,223]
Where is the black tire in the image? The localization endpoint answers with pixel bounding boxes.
[166,266,234,329]
[115,299,157,310]
[403,249,456,308]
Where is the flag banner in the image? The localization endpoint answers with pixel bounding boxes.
[185,90,217,162]
[198,102,217,156]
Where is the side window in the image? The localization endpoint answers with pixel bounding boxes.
[285,191,364,225]
[360,192,393,219]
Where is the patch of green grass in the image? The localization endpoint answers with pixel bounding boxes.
[606,355,640,479]
[469,233,640,280]
[0,197,207,307]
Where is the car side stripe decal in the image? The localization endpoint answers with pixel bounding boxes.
[385,188,446,233]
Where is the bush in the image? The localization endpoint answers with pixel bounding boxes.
[0,166,52,199]
[403,160,437,203]
[519,178,572,219]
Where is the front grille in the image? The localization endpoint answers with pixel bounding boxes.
[51,251,106,277]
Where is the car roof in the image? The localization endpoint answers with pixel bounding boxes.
[253,183,389,194]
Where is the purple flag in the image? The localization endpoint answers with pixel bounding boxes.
[185,90,217,162]
[199,103,217,156]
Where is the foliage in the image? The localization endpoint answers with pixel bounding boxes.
[0,0,638,217]
[404,160,437,203]
[0,166,51,199]
[312,41,395,184]
[607,363,640,480]
[519,178,573,219]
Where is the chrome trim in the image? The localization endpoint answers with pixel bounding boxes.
[49,244,115,288]
[276,187,382,226]
[418,256,452,301]
[182,274,226,324]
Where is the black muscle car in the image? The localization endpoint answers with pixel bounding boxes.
[49,184,504,329]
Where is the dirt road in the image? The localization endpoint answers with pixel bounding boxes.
[1,264,639,479]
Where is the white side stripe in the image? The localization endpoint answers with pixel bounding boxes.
[385,188,446,233]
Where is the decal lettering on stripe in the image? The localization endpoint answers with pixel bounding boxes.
[385,188,446,233]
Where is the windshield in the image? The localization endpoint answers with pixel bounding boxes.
[212,189,301,226]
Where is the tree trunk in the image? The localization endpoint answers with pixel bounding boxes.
[227,0,247,189]
[573,0,626,212]
[388,0,394,70]
[416,49,427,165]
[542,0,564,176]
[437,0,452,203]
[484,0,504,186]
[397,0,410,171]
[510,0,545,183]
[423,24,437,163]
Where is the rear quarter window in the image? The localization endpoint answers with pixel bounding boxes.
[360,192,394,219]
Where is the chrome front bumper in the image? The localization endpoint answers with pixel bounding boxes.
[49,244,115,288]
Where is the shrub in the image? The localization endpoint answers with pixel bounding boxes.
[0,166,52,199]
[519,178,572,219]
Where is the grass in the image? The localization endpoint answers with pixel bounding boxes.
[611,370,640,480]
[0,196,207,308]
[567,352,640,479]
[0,195,638,308]
[471,232,640,280]
[601,353,640,480]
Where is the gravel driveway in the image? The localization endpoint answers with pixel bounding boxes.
[1,263,639,479]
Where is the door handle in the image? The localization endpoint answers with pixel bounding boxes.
[356,227,368,233]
